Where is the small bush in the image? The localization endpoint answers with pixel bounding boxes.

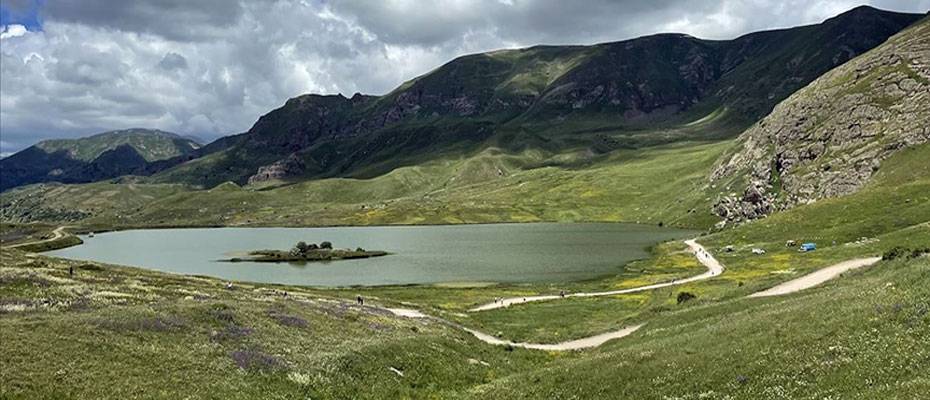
[208,304,237,323]
[268,310,309,328]
[211,325,253,342]
[77,263,104,271]
[883,246,907,260]
[910,247,930,258]
[229,349,285,372]
[677,292,697,304]
[883,246,930,261]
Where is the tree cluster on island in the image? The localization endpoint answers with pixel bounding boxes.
[225,240,387,263]
[290,241,334,256]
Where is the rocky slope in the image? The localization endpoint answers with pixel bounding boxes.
[0,129,201,191]
[154,6,922,187]
[710,15,930,224]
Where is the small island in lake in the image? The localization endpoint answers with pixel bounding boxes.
[225,241,388,263]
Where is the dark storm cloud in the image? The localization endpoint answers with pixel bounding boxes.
[331,0,927,47]
[332,0,708,46]
[1,0,928,155]
[157,52,188,71]
[40,0,248,41]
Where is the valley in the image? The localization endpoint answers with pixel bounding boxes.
[1,5,928,399]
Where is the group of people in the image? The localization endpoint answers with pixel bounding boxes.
[696,247,717,276]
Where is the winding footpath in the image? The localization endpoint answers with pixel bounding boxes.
[747,256,882,298]
[6,226,70,249]
[385,305,645,351]
[386,239,721,351]
[470,239,724,312]
[386,240,882,351]
[461,325,644,351]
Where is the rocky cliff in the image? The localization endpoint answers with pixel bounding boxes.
[710,16,930,224]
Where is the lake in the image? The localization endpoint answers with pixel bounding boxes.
[48,223,696,287]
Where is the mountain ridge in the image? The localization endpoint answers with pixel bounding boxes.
[1,7,924,194]
[148,6,923,188]
[0,128,201,191]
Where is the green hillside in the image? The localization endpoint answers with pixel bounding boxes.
[34,128,201,162]
[3,146,928,398]
[0,129,201,191]
[149,7,922,188]
[350,143,930,344]
[0,141,728,228]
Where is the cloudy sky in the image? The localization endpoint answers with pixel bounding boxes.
[1,0,927,155]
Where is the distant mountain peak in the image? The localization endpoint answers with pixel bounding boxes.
[1,128,203,190]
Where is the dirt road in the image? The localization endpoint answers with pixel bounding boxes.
[6,226,70,249]
[748,257,882,297]
[469,239,724,312]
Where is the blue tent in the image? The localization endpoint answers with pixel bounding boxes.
[800,243,816,252]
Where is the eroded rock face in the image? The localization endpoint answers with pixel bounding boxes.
[534,34,720,118]
[710,18,930,225]
[248,153,306,184]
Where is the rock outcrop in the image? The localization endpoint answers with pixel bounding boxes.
[247,153,306,184]
[710,16,930,224]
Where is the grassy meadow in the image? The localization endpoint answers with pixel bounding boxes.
[0,140,729,229]
[473,255,929,399]
[1,237,926,399]
[1,131,927,400]
[359,144,930,343]
[0,248,551,399]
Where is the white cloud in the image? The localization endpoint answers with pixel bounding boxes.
[0,24,28,40]
[1,0,928,154]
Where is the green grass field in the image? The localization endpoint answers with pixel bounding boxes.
[1,130,927,400]
[473,255,929,399]
[0,140,728,230]
[2,240,926,399]
[357,144,930,343]
[0,248,551,399]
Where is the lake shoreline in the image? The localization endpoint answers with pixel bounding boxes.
[65,218,707,238]
[48,223,698,287]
